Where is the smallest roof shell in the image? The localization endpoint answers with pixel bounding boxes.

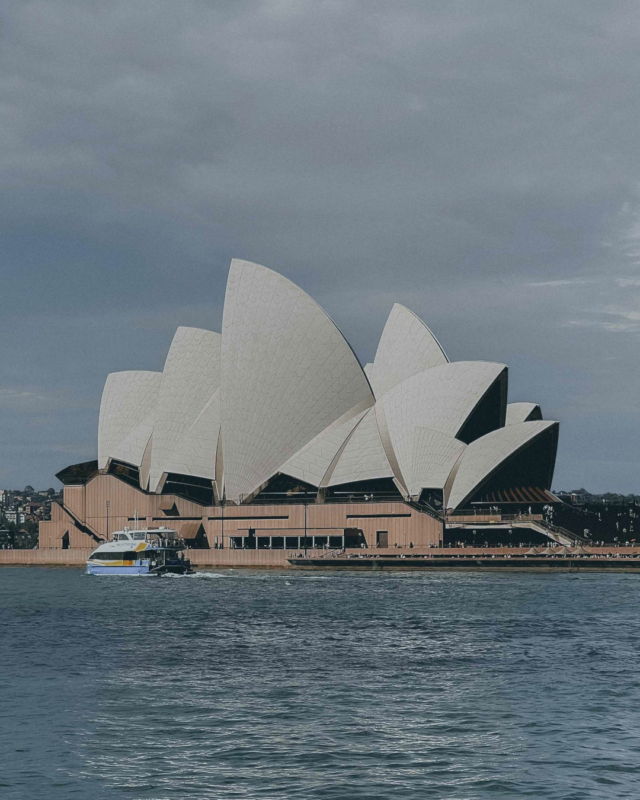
[505,402,542,426]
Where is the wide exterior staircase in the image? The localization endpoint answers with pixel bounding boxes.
[511,518,587,546]
[446,513,588,546]
[58,501,103,544]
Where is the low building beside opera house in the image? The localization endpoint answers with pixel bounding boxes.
[40,259,560,553]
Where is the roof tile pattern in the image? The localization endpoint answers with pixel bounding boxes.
[94,261,560,506]
[149,327,221,492]
[506,402,542,425]
[381,361,506,489]
[98,371,162,470]
[162,388,221,481]
[369,304,448,397]
[364,362,375,385]
[280,405,368,487]
[446,420,558,510]
[221,260,374,503]
[328,407,394,486]
[109,420,155,469]
[406,428,466,497]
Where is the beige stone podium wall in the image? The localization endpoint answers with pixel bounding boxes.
[39,473,442,554]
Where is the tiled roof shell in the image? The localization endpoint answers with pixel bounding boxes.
[328,407,395,486]
[446,420,558,510]
[280,404,370,487]
[505,402,542,425]
[380,361,505,488]
[98,371,162,470]
[162,389,221,482]
[220,260,374,503]
[368,303,448,397]
[149,327,221,492]
[405,427,466,498]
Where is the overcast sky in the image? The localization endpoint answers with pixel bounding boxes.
[3,0,640,492]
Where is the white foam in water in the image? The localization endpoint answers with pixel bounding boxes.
[155,572,229,579]
[190,571,230,579]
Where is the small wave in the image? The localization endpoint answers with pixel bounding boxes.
[190,571,229,579]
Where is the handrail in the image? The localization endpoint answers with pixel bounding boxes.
[445,509,588,546]
[447,512,543,522]
[59,502,103,543]
[313,547,345,559]
[543,520,588,545]
[517,517,588,546]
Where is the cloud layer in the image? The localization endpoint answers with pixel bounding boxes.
[3,0,640,491]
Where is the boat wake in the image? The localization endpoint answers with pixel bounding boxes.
[189,571,230,579]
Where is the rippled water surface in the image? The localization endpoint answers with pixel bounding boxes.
[2,568,640,799]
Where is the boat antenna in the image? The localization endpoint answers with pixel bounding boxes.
[134,509,138,529]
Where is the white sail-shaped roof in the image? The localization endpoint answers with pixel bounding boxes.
[280,404,369,487]
[446,420,558,510]
[149,327,221,492]
[98,371,162,469]
[161,388,221,482]
[109,419,155,470]
[328,407,394,486]
[369,304,448,397]
[380,361,505,490]
[364,362,376,387]
[506,402,542,425]
[404,428,466,498]
[221,260,374,503]
[380,360,506,481]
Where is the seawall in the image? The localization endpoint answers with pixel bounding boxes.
[3,546,640,569]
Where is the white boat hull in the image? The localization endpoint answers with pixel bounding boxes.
[86,562,150,576]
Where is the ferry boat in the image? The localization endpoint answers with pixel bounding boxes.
[86,526,194,576]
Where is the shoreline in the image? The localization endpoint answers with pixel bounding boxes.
[4,547,640,573]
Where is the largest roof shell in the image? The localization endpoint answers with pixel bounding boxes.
[220,259,374,504]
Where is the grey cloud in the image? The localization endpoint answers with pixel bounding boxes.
[3,0,640,490]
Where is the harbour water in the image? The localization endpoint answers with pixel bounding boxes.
[1,568,640,799]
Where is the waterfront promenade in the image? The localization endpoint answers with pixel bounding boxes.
[3,546,640,569]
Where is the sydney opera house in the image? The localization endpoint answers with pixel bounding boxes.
[40,259,560,554]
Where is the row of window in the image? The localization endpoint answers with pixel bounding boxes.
[88,551,144,561]
[229,535,345,550]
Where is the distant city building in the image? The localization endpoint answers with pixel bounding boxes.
[41,259,560,551]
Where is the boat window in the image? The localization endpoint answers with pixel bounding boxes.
[88,551,139,561]
[133,533,146,540]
